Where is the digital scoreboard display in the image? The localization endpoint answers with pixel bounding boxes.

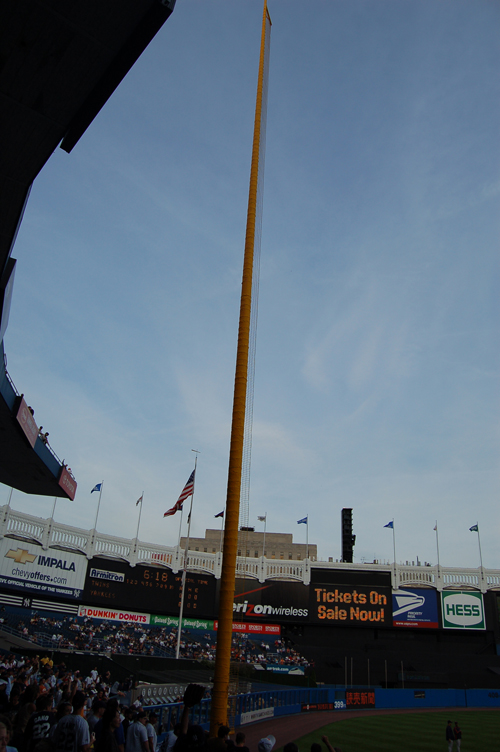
[83,558,217,618]
[309,583,392,627]
[309,569,392,628]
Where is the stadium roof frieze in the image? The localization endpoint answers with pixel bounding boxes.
[1,505,499,593]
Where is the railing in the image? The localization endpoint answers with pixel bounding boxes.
[150,687,332,739]
[0,505,498,591]
[0,622,55,649]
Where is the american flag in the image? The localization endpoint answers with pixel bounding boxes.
[164,469,195,518]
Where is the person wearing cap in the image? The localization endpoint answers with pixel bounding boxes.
[446,720,455,752]
[454,722,462,751]
[126,711,149,752]
[257,735,276,752]
[88,699,106,734]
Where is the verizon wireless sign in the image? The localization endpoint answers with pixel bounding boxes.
[233,580,308,622]
[441,591,485,630]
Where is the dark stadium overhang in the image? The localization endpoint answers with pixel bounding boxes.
[0,0,176,497]
[1,0,176,278]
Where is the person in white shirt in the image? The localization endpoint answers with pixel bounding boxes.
[126,712,148,752]
[146,713,157,752]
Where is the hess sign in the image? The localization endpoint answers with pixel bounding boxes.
[441,591,485,630]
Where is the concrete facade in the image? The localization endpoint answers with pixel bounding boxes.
[181,528,317,561]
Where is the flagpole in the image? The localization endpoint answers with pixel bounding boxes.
[391,519,397,588]
[392,519,396,565]
[93,481,104,531]
[176,454,198,660]
[219,513,224,554]
[476,523,484,581]
[135,493,144,541]
[434,521,440,574]
[258,514,267,557]
[306,516,309,560]
[6,488,13,508]
[177,505,184,553]
[50,496,58,520]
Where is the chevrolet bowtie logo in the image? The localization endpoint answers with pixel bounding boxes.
[6,548,37,564]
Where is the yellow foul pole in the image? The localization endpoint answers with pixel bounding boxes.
[209,1,271,735]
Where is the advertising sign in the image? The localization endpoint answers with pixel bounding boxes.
[0,539,86,600]
[213,621,281,635]
[267,665,304,675]
[233,580,309,622]
[83,558,217,618]
[310,583,392,627]
[58,466,77,501]
[441,591,485,630]
[346,691,376,708]
[301,703,334,712]
[150,615,214,630]
[392,588,439,628]
[240,708,274,726]
[78,605,150,624]
[15,397,38,448]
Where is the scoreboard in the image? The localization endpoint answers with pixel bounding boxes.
[83,558,217,618]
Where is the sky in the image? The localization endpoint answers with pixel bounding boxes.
[2,0,499,570]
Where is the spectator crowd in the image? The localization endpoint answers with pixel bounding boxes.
[0,608,311,669]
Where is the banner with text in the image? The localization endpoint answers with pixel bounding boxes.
[310,582,392,627]
[392,588,439,628]
[441,591,485,630]
[78,605,150,624]
[233,579,309,623]
[213,620,281,635]
[0,539,86,600]
[150,615,214,630]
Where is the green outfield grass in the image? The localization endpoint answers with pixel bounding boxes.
[277,710,499,752]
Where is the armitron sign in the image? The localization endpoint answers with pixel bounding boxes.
[441,591,485,630]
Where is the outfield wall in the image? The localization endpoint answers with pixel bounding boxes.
[150,686,500,741]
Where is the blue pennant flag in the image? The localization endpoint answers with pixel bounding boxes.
[469,524,479,532]
[215,511,224,518]
[297,517,307,525]
[91,483,102,494]
[384,521,394,529]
